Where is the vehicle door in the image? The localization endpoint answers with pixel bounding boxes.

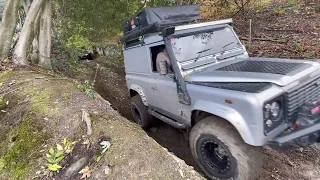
[148,43,182,119]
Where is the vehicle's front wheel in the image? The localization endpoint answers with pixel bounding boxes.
[189,116,263,180]
[130,95,153,129]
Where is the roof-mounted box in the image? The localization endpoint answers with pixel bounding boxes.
[121,5,201,43]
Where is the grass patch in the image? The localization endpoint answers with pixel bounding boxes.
[76,83,96,99]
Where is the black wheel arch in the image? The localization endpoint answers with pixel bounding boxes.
[191,110,228,127]
[129,89,139,98]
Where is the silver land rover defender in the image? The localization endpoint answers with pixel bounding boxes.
[121,5,320,180]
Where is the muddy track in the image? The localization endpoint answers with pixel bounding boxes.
[81,59,320,180]
[87,61,202,173]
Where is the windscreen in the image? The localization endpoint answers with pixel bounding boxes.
[170,26,242,62]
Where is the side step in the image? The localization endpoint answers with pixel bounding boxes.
[148,110,188,129]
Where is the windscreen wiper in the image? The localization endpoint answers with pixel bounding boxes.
[222,42,234,49]
[196,48,212,54]
[195,48,212,62]
[220,41,236,56]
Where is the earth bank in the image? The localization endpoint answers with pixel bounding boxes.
[0,68,204,180]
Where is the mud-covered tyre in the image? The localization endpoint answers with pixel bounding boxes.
[189,116,263,180]
[130,95,153,129]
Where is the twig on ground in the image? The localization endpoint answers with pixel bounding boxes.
[81,109,93,136]
[0,83,35,97]
[28,142,46,158]
[91,64,100,87]
[264,28,303,33]
[0,77,74,98]
[240,37,288,44]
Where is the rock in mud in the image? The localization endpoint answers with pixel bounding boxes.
[64,157,89,178]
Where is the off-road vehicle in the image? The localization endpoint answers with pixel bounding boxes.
[121,5,320,180]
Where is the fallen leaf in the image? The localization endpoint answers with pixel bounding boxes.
[49,148,55,155]
[57,144,63,151]
[79,166,92,179]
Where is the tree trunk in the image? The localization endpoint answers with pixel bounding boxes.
[22,0,41,64]
[22,0,32,13]
[13,0,45,65]
[30,11,41,64]
[38,0,52,69]
[0,0,19,62]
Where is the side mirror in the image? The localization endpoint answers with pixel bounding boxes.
[158,61,168,75]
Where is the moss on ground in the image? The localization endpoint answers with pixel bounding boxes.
[0,98,5,109]
[0,78,7,110]
[29,88,51,114]
[0,114,48,179]
[0,71,53,179]
[20,86,60,117]
[0,71,15,84]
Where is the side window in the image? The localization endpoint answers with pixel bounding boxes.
[150,45,166,72]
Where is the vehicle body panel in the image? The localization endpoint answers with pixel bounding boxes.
[186,57,320,87]
[123,18,320,147]
[124,44,153,106]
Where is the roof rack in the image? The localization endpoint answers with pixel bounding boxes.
[121,5,201,43]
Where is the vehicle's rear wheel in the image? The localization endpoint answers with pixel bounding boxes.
[130,95,153,129]
[189,116,263,180]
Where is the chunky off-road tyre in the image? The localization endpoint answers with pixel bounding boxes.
[130,95,153,129]
[189,116,263,180]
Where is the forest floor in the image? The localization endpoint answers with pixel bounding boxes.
[233,0,319,60]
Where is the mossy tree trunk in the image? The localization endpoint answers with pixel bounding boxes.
[38,0,52,69]
[13,0,45,66]
[0,0,20,62]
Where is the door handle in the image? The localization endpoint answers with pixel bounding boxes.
[151,86,157,90]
